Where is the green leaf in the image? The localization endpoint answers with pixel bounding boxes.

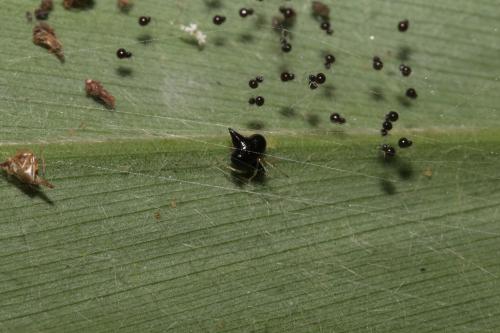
[1,0,499,332]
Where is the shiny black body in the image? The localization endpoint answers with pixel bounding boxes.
[229,128,266,174]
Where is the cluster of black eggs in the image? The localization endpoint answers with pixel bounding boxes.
[212,8,414,175]
[379,111,413,158]
[381,111,398,136]
[248,75,265,106]
[308,73,326,89]
[381,137,413,158]
[400,64,412,77]
[249,96,265,107]
[249,76,264,89]
[280,71,295,82]
[114,16,151,59]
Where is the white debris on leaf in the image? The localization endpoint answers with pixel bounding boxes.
[180,23,207,46]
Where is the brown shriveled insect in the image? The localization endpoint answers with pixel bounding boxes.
[34,0,54,21]
[0,151,54,188]
[40,0,54,11]
[312,1,330,19]
[63,0,94,10]
[117,0,133,13]
[85,79,116,109]
[33,23,64,62]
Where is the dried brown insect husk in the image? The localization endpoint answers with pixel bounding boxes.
[33,23,64,62]
[117,0,133,13]
[0,151,54,188]
[85,79,116,109]
[312,1,330,19]
[63,0,94,10]
[40,0,54,11]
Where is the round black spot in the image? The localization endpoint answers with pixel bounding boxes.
[385,146,396,157]
[382,144,396,157]
[325,54,336,64]
[116,48,132,59]
[248,97,256,105]
[382,121,393,131]
[282,43,292,52]
[117,48,126,58]
[255,96,265,106]
[386,111,399,122]
[280,7,296,19]
[309,74,317,82]
[256,76,264,83]
[373,56,383,70]
[330,112,345,124]
[401,65,412,77]
[398,19,409,32]
[398,137,413,148]
[213,15,226,25]
[139,16,151,26]
[239,8,253,17]
[281,72,290,82]
[406,88,418,99]
[289,73,295,80]
[320,21,330,31]
[249,80,259,89]
[309,82,318,90]
[381,129,388,136]
[316,73,326,84]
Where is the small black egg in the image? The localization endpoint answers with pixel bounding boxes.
[385,146,396,157]
[248,97,256,105]
[213,15,226,25]
[406,88,418,99]
[320,21,330,31]
[398,137,413,148]
[316,73,326,84]
[373,57,383,70]
[400,65,412,77]
[249,80,259,89]
[330,112,345,124]
[386,111,399,122]
[382,121,393,131]
[255,96,265,106]
[398,19,409,32]
[139,16,151,26]
[239,8,253,17]
[325,54,335,64]
[280,7,296,19]
[282,43,292,52]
